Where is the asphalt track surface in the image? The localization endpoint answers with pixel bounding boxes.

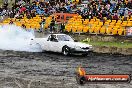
[0,50,131,88]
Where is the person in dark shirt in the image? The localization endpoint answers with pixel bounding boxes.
[50,17,55,33]
[92,5,97,16]
[31,10,36,18]
[22,24,26,29]
[107,13,112,21]
[127,1,132,9]
[0,7,3,12]
[60,22,65,33]
[59,7,67,13]
[50,34,57,41]
[9,11,15,18]
[26,11,31,19]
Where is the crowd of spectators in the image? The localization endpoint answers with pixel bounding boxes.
[7,0,77,19]
[78,0,132,22]
[0,0,132,22]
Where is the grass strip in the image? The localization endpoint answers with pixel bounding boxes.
[83,41,132,48]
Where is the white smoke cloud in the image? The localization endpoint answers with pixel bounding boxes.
[0,25,42,52]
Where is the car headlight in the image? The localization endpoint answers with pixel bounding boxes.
[89,46,92,48]
[74,46,81,49]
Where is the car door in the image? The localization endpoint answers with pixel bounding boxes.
[42,35,51,51]
[46,35,60,52]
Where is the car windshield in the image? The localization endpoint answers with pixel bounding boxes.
[57,35,74,41]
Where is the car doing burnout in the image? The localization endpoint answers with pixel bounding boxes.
[30,34,93,56]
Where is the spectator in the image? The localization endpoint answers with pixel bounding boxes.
[39,18,46,32]
[124,8,129,21]
[21,24,26,29]
[50,17,55,33]
[127,1,132,9]
[107,13,112,20]
[26,11,30,19]
[9,20,14,24]
[9,11,15,18]
[113,11,118,21]
[97,12,102,20]
[31,10,36,18]
[60,22,65,33]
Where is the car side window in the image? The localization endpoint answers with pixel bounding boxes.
[48,35,58,42]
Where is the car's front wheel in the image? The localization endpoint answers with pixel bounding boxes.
[62,46,70,56]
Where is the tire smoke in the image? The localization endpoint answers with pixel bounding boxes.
[0,25,42,52]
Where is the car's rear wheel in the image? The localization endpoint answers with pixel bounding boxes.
[62,46,70,56]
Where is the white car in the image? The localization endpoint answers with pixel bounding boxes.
[31,34,93,56]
